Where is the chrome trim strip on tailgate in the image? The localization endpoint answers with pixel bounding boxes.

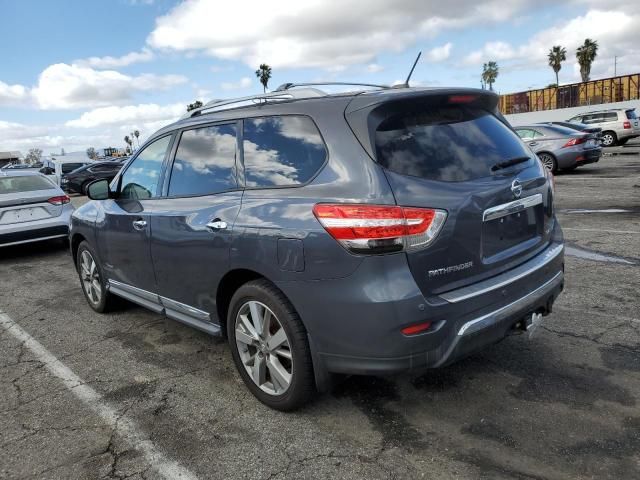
[483,193,543,222]
[440,242,563,304]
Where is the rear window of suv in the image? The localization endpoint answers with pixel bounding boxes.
[375,106,533,182]
[626,110,637,120]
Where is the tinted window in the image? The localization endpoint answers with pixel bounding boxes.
[62,163,84,173]
[169,124,237,196]
[0,175,54,194]
[626,110,637,120]
[375,106,533,182]
[604,112,618,121]
[243,116,326,187]
[120,136,171,199]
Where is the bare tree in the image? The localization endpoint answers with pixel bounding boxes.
[25,148,43,164]
[86,147,97,160]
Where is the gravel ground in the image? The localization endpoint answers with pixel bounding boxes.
[1,155,638,480]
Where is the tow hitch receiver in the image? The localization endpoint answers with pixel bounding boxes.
[526,312,544,339]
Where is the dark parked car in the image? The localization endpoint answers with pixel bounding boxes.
[70,85,565,410]
[61,160,126,194]
[545,121,602,142]
[514,124,602,172]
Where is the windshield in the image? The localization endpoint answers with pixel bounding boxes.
[0,175,55,194]
[375,106,533,182]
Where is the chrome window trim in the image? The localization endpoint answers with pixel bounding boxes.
[482,193,543,222]
[440,242,563,304]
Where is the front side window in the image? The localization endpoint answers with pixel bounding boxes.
[120,135,171,199]
[243,116,327,188]
[169,124,237,196]
[516,129,534,139]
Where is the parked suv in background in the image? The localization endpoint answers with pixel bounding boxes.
[70,85,565,410]
[568,108,640,146]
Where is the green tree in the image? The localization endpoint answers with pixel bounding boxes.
[24,148,43,164]
[548,45,567,88]
[255,63,272,93]
[186,100,203,112]
[482,61,499,91]
[86,147,97,160]
[576,39,598,82]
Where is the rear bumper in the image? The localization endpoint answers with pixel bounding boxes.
[577,147,602,165]
[0,205,73,247]
[278,231,565,379]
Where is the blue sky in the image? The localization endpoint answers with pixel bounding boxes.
[1,0,638,154]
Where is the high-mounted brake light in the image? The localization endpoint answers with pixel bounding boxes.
[448,95,477,104]
[563,137,586,148]
[313,204,447,254]
[48,195,70,206]
[623,121,632,129]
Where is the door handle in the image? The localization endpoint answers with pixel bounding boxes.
[132,219,147,230]
[206,220,228,230]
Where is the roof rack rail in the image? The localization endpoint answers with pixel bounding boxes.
[181,88,327,119]
[275,82,390,91]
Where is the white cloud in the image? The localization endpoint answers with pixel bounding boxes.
[220,77,252,90]
[0,81,30,107]
[147,0,543,69]
[31,63,187,110]
[65,103,185,128]
[366,63,384,73]
[425,43,453,62]
[75,48,155,69]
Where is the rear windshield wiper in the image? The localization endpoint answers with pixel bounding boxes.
[491,156,531,172]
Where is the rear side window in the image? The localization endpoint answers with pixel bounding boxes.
[243,115,326,188]
[62,163,84,173]
[604,112,618,121]
[0,175,54,194]
[375,106,532,182]
[626,110,637,120]
[169,123,237,196]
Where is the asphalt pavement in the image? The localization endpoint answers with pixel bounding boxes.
[1,155,639,479]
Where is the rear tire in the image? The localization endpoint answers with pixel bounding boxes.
[227,279,315,411]
[538,152,558,173]
[76,241,114,313]
[601,131,617,147]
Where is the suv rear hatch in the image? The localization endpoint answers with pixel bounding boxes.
[345,89,555,297]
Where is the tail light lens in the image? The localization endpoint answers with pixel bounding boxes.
[313,204,447,254]
[563,137,586,147]
[48,195,70,205]
[623,121,631,129]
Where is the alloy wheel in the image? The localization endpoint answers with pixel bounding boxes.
[539,153,555,172]
[80,250,102,306]
[234,300,293,395]
[601,133,614,146]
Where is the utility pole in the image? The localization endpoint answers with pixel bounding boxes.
[614,56,617,78]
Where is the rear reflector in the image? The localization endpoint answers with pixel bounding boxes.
[313,204,447,254]
[401,322,432,335]
[563,137,586,147]
[48,195,70,206]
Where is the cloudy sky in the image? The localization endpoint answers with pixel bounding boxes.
[1,0,639,155]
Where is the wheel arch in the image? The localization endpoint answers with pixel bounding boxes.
[70,233,87,268]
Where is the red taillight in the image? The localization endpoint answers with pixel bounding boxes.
[401,322,432,336]
[448,95,477,104]
[313,204,447,253]
[623,121,631,129]
[48,195,70,205]
[563,137,586,147]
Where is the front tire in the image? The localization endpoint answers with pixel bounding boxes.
[227,279,315,411]
[76,241,114,313]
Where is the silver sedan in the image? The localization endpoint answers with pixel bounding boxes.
[0,170,74,248]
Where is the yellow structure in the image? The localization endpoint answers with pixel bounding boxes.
[499,73,640,114]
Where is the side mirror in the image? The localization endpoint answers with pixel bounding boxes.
[87,179,110,200]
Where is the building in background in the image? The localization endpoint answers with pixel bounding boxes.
[0,151,22,168]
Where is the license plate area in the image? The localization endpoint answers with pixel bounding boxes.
[0,207,51,225]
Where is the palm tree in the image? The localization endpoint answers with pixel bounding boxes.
[255,63,272,93]
[548,46,567,88]
[134,130,140,148]
[576,39,598,82]
[124,135,132,154]
[482,61,499,91]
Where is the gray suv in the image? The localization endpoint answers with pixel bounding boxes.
[568,108,640,146]
[70,85,565,410]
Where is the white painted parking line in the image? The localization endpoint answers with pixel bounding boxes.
[563,227,640,234]
[0,311,199,480]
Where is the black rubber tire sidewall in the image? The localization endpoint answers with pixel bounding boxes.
[227,280,315,411]
[76,241,111,313]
